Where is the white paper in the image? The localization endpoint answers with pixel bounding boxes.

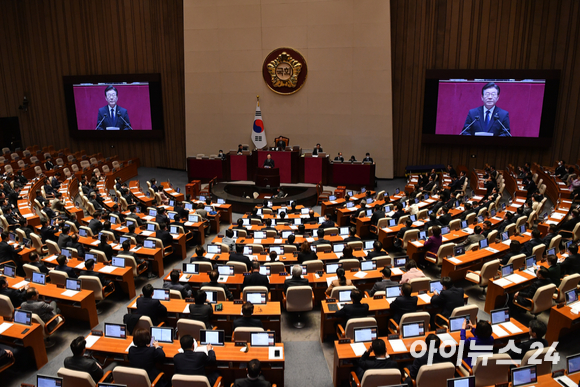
[383,228,393,233]
[205,253,215,259]
[217,276,228,283]
[353,271,367,279]
[500,321,522,334]
[45,255,58,262]
[492,325,509,337]
[274,239,282,244]
[13,280,29,289]
[552,213,566,219]
[472,196,483,200]
[411,241,423,247]
[462,228,474,234]
[563,199,573,203]
[437,333,457,346]
[75,262,85,269]
[98,266,117,273]
[180,274,189,282]
[85,335,100,348]
[412,221,425,226]
[391,268,403,276]
[493,278,512,287]
[418,294,432,303]
[290,226,298,230]
[61,289,79,297]
[183,305,190,313]
[326,276,338,287]
[141,231,154,236]
[493,217,504,221]
[90,240,100,246]
[130,246,141,252]
[268,346,283,359]
[546,220,559,225]
[22,213,34,218]
[350,342,367,356]
[306,238,315,243]
[386,297,396,304]
[505,274,527,284]
[184,222,194,227]
[442,236,449,242]
[0,322,13,335]
[555,375,576,387]
[511,203,522,208]
[502,240,512,245]
[485,247,500,253]
[253,239,262,244]
[448,258,462,264]
[389,339,407,353]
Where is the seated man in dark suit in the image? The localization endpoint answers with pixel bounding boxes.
[368,268,399,297]
[423,213,442,233]
[155,223,173,249]
[136,284,167,326]
[392,203,405,224]
[334,152,344,162]
[64,336,117,383]
[201,270,234,301]
[173,334,219,385]
[57,225,72,249]
[229,244,252,271]
[366,241,386,259]
[27,252,49,274]
[233,302,264,329]
[21,287,60,330]
[0,231,23,264]
[155,208,170,226]
[318,214,334,229]
[242,261,270,290]
[500,240,522,266]
[55,254,78,279]
[83,258,115,289]
[343,227,361,243]
[311,228,331,246]
[389,283,418,324]
[522,229,543,257]
[512,267,551,310]
[190,245,213,264]
[126,205,145,226]
[283,265,309,293]
[430,277,464,320]
[541,224,558,248]
[404,334,445,385]
[560,243,580,276]
[370,206,385,226]
[334,288,369,324]
[163,269,193,298]
[88,212,103,235]
[353,339,397,383]
[234,359,272,387]
[507,320,548,360]
[188,290,213,329]
[66,234,86,258]
[0,277,27,307]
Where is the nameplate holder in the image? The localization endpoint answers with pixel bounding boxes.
[493,274,500,280]
[388,334,399,340]
[91,330,103,336]
[243,272,251,276]
[218,234,224,238]
[185,298,195,303]
[279,272,288,276]
[260,252,267,255]
[331,234,338,237]
[418,290,426,295]
[235,341,247,347]
[350,268,359,272]
[338,338,351,344]
[552,370,565,378]
[373,295,384,300]
[557,302,565,309]
[234,299,243,304]
[316,270,324,276]
[436,328,447,334]
[326,298,336,303]
[495,383,509,387]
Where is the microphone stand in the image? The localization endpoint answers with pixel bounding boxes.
[119,115,133,130]
[459,116,479,135]
[95,115,107,130]
[494,114,511,137]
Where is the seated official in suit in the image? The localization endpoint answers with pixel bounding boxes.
[311,228,331,246]
[334,152,344,162]
[263,154,275,168]
[522,229,543,257]
[283,265,309,293]
[136,284,167,326]
[0,277,27,307]
[126,205,145,226]
[0,231,23,263]
[27,252,49,274]
[511,267,551,310]
[64,336,117,383]
[362,153,374,163]
[334,288,369,323]
[188,290,213,329]
[366,241,386,260]
[163,269,193,298]
[546,255,561,286]
[173,334,219,385]
[353,339,397,383]
[190,245,213,264]
[343,227,361,243]
[500,240,522,266]
[457,226,485,249]
[201,270,234,301]
[96,86,132,130]
[318,213,334,229]
[297,241,318,264]
[155,222,173,249]
[462,82,511,136]
[560,243,580,276]
[312,143,323,155]
[234,359,272,387]
[243,261,270,290]
[83,258,115,289]
[325,267,353,296]
[55,254,78,279]
[20,287,60,330]
[430,277,464,319]
[507,320,548,360]
[229,244,252,271]
[404,334,446,386]
[128,329,168,387]
[368,268,399,297]
[389,283,418,324]
[401,260,426,284]
[233,302,264,329]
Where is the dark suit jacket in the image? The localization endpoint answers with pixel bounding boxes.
[64,355,103,382]
[263,159,275,168]
[559,216,580,232]
[518,278,552,301]
[55,264,78,279]
[66,241,86,257]
[188,303,213,328]
[173,349,216,376]
[234,376,272,387]
[0,287,26,307]
[522,238,543,257]
[242,272,270,289]
[233,316,264,329]
[439,213,452,226]
[430,287,464,318]
[462,106,510,136]
[334,303,370,323]
[136,297,167,325]
[450,176,466,191]
[369,279,399,296]
[560,254,580,276]
[155,230,173,248]
[29,261,49,274]
[508,338,548,360]
[389,295,418,324]
[95,242,114,261]
[366,251,385,259]
[57,234,72,249]
[319,220,335,229]
[0,241,22,263]
[97,105,131,130]
[408,351,446,379]
[229,253,252,270]
[283,277,309,293]
[355,349,398,382]
[88,219,102,234]
[297,251,317,264]
[370,210,385,226]
[128,346,165,382]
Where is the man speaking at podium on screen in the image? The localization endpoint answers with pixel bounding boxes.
[461,82,511,137]
[96,85,132,130]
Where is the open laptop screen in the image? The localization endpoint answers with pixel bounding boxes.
[246,292,267,304]
[490,308,510,325]
[152,288,170,301]
[200,329,225,346]
[150,327,174,343]
[511,365,537,387]
[401,321,425,339]
[338,290,351,302]
[446,376,475,387]
[14,309,32,325]
[250,331,275,347]
[37,375,63,387]
[104,323,127,339]
[353,327,378,343]
[567,353,580,375]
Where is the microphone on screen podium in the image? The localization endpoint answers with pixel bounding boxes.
[119,115,133,130]
[459,116,479,135]
[95,115,107,130]
[493,113,512,137]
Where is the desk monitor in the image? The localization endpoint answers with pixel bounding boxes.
[146,223,156,231]
[169,225,179,234]
[199,196,206,202]
[338,290,352,302]
[511,365,537,387]
[364,241,375,250]
[566,289,578,305]
[14,309,32,325]
[293,218,302,225]
[501,231,509,241]
[61,248,71,258]
[277,207,287,215]
[385,285,402,298]
[519,225,527,234]
[384,205,392,213]
[419,231,427,240]
[567,353,580,375]
[151,326,174,344]
[490,307,510,325]
[200,329,225,346]
[207,244,221,254]
[23,238,32,248]
[388,218,397,227]
[360,260,376,271]
[79,228,88,237]
[449,315,468,333]
[301,208,309,214]
[311,229,319,239]
[184,202,193,210]
[454,245,465,256]
[501,264,514,277]
[346,202,355,208]
[317,216,325,224]
[259,266,271,276]
[326,263,341,274]
[168,200,175,207]
[301,265,308,274]
[250,331,275,347]
[32,272,46,285]
[143,240,156,249]
[394,188,399,194]
[525,256,536,269]
[353,327,378,343]
[271,219,276,226]
[402,202,406,209]
[66,278,81,291]
[125,220,135,228]
[461,220,468,229]
[183,263,199,274]
[246,291,267,305]
[446,376,475,387]
[410,214,417,222]
[205,206,214,212]
[242,218,250,226]
[401,321,425,339]
[8,232,16,242]
[2,264,15,277]
[188,214,200,223]
[490,209,497,217]
[216,198,225,204]
[256,208,263,216]
[339,227,349,236]
[109,216,117,224]
[269,246,283,255]
[441,226,450,235]
[148,209,157,217]
[479,239,488,249]
[152,288,170,301]
[243,245,253,255]
[546,248,555,256]
[254,231,266,239]
[104,323,127,339]
[429,280,443,293]
[112,257,125,268]
[365,209,373,217]
[347,191,354,196]
[333,243,345,253]
[85,253,97,262]
[394,256,407,268]
[37,375,63,387]
[477,215,484,224]
[217,265,234,276]
[329,195,337,201]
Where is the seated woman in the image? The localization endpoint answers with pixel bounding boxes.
[325,267,353,296]
[297,241,318,264]
[460,319,494,368]
[128,328,169,387]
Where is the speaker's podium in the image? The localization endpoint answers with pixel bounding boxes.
[255,167,280,188]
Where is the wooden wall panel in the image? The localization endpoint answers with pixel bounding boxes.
[391,0,580,175]
[0,0,185,169]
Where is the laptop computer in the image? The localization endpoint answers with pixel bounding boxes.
[333,244,345,254]
[360,260,376,271]
[388,218,397,227]
[183,263,199,274]
[490,308,510,325]
[125,220,135,228]
[104,323,127,339]
[60,248,71,258]
[441,226,450,235]
[246,291,267,304]
[418,231,427,240]
[339,227,349,236]
[217,198,225,204]
[146,223,156,231]
[14,309,32,325]
[258,266,271,276]
[112,256,125,268]
[79,228,88,237]
[2,264,15,277]
[567,353,580,375]
[454,245,465,256]
[511,365,537,387]
[150,326,174,343]
[501,264,514,278]
[66,278,81,291]
[566,289,578,306]
[37,375,63,387]
[448,315,468,333]
[479,239,488,249]
[184,202,193,210]
[250,331,276,347]
[32,272,46,285]
[152,288,170,301]
[148,209,157,217]
[169,225,179,234]
[199,329,225,346]
[447,376,475,387]
[329,195,337,201]
[253,231,266,239]
[353,327,378,343]
[270,246,283,255]
[394,257,407,268]
[546,248,556,256]
[188,214,200,223]
[401,321,425,339]
[385,285,402,300]
[143,240,156,249]
[501,231,509,241]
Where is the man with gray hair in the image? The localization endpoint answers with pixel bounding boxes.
[283,265,309,293]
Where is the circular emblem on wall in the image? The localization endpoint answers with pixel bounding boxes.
[262,47,308,95]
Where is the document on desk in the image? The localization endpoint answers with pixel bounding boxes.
[511,203,522,208]
[205,253,215,259]
[391,268,403,276]
[493,278,512,287]
[386,297,396,304]
[290,226,298,230]
[485,247,500,254]
[253,239,262,244]
[13,280,29,289]
[183,304,191,313]
[462,228,474,234]
[505,274,527,284]
[353,271,367,279]
[350,342,367,357]
[0,322,13,335]
[501,322,522,334]
[85,335,100,348]
[274,239,282,244]
[46,255,58,262]
[472,196,483,200]
[141,231,154,236]
[448,258,462,264]
[22,213,34,218]
[389,339,407,353]
[61,290,79,297]
[418,294,432,303]
[502,240,512,245]
[555,375,577,387]
[306,238,315,243]
[412,221,425,226]
[411,241,423,248]
[493,217,504,221]
[552,212,566,220]
[437,333,457,346]
[442,236,449,242]
[75,262,85,269]
[99,266,117,273]
[180,274,189,282]
[383,228,393,233]
[218,276,228,283]
[492,325,509,337]
[90,240,100,246]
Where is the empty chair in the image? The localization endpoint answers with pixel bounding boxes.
[171,374,222,387]
[336,317,377,340]
[176,318,208,341]
[264,262,285,274]
[351,369,401,387]
[0,295,14,320]
[79,275,114,301]
[506,253,526,271]
[548,234,561,254]
[23,263,41,280]
[232,326,265,342]
[302,260,323,273]
[113,366,164,387]
[31,311,65,348]
[425,243,454,271]
[408,277,430,293]
[401,229,419,249]
[457,353,511,387]
[466,259,500,298]
[347,241,363,250]
[49,270,69,287]
[283,285,314,328]
[371,256,392,269]
[226,261,248,274]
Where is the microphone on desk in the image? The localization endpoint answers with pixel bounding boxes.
[493,113,511,137]
[459,116,479,135]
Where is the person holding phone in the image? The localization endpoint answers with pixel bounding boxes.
[128,329,168,387]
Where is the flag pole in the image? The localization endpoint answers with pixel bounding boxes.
[257,95,260,107]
